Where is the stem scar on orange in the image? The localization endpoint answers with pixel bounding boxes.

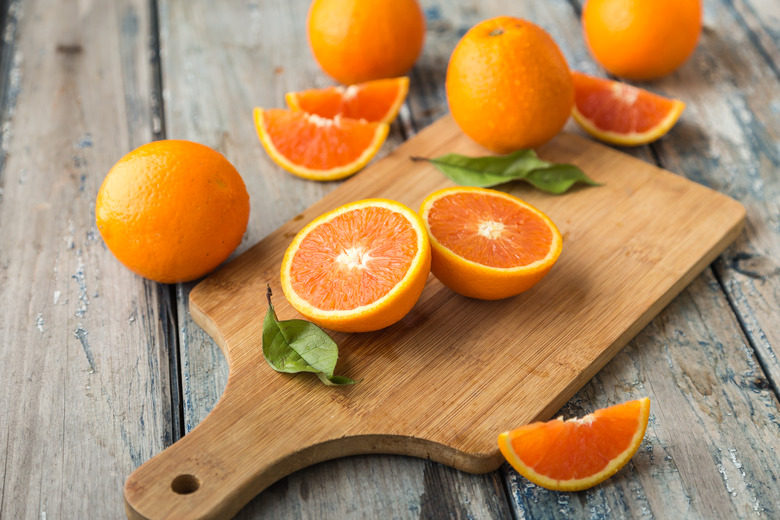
[419,187,562,300]
[498,398,651,491]
[571,71,686,147]
[285,77,410,124]
[95,140,250,284]
[253,108,389,181]
[280,199,431,333]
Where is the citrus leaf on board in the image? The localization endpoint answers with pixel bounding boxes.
[263,286,357,386]
[411,151,600,194]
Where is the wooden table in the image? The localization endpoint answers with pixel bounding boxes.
[2,0,779,518]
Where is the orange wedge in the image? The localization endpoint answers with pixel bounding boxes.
[280,198,431,332]
[571,71,685,146]
[419,187,562,300]
[498,398,651,491]
[285,77,409,124]
[253,108,389,181]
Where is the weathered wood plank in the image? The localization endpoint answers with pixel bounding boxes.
[0,0,173,518]
[687,0,780,395]
[159,0,508,518]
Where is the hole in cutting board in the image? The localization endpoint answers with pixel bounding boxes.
[171,474,201,495]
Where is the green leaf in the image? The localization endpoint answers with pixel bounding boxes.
[524,164,601,195]
[262,287,357,386]
[411,150,600,194]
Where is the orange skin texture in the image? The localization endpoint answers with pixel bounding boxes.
[95,140,250,284]
[307,0,426,85]
[446,17,574,153]
[582,0,702,80]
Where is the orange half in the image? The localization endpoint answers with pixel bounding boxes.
[254,108,389,181]
[571,71,685,146]
[420,187,562,300]
[498,398,651,491]
[280,198,431,332]
[285,77,409,124]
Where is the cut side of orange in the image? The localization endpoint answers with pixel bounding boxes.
[498,398,651,492]
[419,187,562,300]
[571,71,685,147]
[254,108,389,181]
[280,198,431,332]
[285,77,409,124]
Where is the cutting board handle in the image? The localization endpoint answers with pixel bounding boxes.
[123,380,349,520]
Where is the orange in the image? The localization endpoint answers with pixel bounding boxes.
[498,398,651,491]
[95,140,250,284]
[582,0,702,80]
[307,0,425,85]
[571,71,686,146]
[280,199,431,332]
[446,17,574,153]
[254,108,389,181]
[419,187,562,300]
[285,77,410,124]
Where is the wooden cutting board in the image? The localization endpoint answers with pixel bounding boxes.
[124,116,745,520]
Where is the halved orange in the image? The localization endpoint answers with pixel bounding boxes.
[498,398,651,491]
[280,198,431,332]
[254,108,389,181]
[285,77,409,124]
[419,187,562,300]
[571,71,685,147]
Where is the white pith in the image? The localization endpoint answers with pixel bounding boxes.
[336,246,372,270]
[478,220,505,239]
[611,82,639,105]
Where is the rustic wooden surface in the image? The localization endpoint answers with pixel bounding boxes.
[1,0,779,519]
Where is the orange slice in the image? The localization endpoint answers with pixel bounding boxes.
[280,198,431,332]
[498,398,651,491]
[285,77,409,124]
[419,187,562,300]
[571,71,685,146]
[253,108,389,181]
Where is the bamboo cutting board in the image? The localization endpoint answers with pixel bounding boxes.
[124,116,745,520]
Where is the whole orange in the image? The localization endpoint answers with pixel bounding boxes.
[446,17,574,153]
[307,0,426,85]
[582,0,702,81]
[96,140,250,284]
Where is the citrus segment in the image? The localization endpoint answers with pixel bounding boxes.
[498,398,651,491]
[281,199,431,332]
[571,72,686,146]
[285,77,409,124]
[420,187,562,300]
[254,108,389,181]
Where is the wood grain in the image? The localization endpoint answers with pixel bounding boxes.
[644,0,780,396]
[0,0,174,518]
[123,116,744,520]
